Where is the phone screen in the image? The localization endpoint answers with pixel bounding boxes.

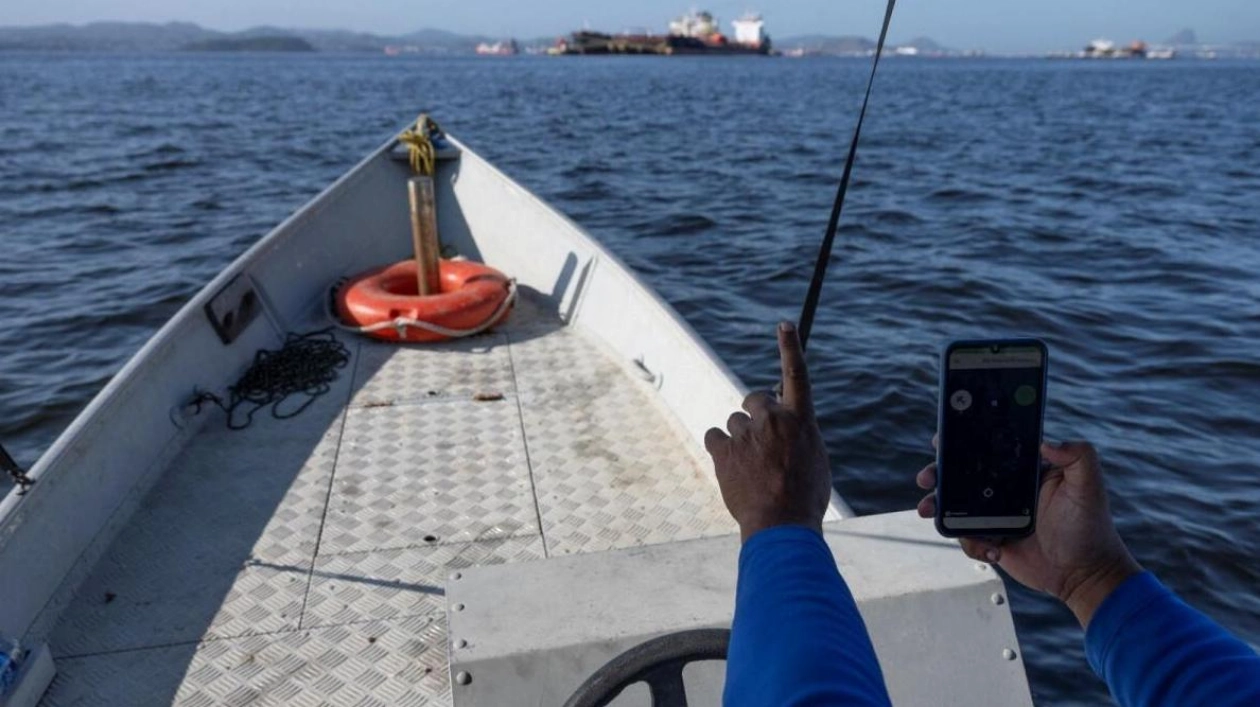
[938,341,1047,534]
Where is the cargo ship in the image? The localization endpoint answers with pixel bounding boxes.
[1047,39,1177,60]
[552,10,772,56]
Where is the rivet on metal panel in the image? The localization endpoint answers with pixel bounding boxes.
[455,671,472,685]
[1002,648,1017,661]
[454,603,466,612]
[991,593,1006,605]
[455,638,468,649]
[450,572,462,581]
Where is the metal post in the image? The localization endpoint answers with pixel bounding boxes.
[408,176,442,296]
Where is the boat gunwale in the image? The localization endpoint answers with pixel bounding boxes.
[0,124,853,645]
[0,137,400,529]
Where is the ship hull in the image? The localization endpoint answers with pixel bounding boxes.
[558,31,771,56]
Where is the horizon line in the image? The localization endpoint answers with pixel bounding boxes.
[0,18,1244,55]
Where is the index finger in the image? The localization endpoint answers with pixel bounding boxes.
[777,321,814,419]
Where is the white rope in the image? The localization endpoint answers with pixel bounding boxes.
[328,279,518,339]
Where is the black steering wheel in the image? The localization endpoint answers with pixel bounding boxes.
[562,629,731,707]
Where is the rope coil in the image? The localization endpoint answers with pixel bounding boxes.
[192,329,350,430]
[397,114,444,176]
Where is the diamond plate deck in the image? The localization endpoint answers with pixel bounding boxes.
[43,615,450,707]
[350,335,514,408]
[319,401,538,555]
[44,287,732,705]
[50,386,349,657]
[303,536,545,629]
[511,331,736,556]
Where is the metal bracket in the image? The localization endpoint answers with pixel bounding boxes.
[0,442,34,494]
[204,274,261,345]
[389,144,463,164]
[632,356,663,390]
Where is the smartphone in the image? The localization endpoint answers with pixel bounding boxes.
[936,339,1048,537]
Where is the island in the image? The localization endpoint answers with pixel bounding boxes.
[181,36,314,52]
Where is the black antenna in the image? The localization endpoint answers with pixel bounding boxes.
[797,0,898,350]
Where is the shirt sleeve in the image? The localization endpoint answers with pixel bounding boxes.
[1086,571,1260,707]
[724,525,892,707]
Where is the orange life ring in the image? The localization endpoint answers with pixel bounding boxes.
[336,259,514,343]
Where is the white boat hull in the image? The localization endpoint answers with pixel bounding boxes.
[0,127,1028,706]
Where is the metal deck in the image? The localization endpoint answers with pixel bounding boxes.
[40,291,735,706]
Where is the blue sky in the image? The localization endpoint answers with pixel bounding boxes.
[3,0,1257,53]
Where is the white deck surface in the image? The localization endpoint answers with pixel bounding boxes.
[40,290,736,706]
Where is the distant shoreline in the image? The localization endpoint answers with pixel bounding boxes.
[181,36,314,52]
[0,49,1255,63]
[1,20,1255,58]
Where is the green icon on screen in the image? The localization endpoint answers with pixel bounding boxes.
[1014,385,1037,407]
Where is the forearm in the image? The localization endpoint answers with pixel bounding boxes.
[725,525,891,707]
[1087,572,1260,707]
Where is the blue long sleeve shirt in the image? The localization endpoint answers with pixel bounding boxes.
[725,525,891,706]
[1086,571,1260,706]
[725,526,1260,707]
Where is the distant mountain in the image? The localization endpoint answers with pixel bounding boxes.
[10,22,1246,58]
[392,28,504,53]
[0,21,525,54]
[0,21,217,51]
[1151,28,1259,58]
[397,28,485,44]
[1230,40,1260,58]
[286,29,408,53]
[1165,28,1198,46]
[183,36,314,52]
[901,36,951,53]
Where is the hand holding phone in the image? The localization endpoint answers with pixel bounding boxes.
[925,340,1145,623]
[935,339,1048,537]
[919,438,1141,626]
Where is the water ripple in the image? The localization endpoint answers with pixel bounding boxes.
[2,54,1259,704]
